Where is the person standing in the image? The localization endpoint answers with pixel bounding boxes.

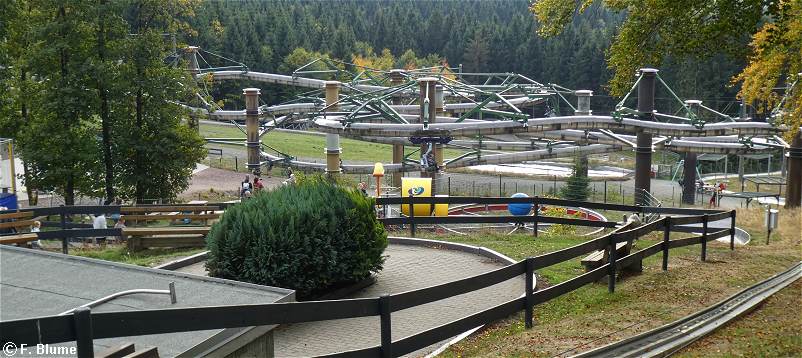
[93,213,108,245]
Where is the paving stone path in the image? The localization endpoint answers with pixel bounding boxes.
[176,244,525,357]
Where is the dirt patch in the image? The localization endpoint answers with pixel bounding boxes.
[180,166,287,200]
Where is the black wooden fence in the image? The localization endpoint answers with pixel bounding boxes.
[1,201,736,358]
[375,195,729,238]
[0,203,233,254]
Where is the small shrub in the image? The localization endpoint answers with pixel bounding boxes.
[206,175,388,298]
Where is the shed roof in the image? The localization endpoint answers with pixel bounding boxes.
[0,246,294,357]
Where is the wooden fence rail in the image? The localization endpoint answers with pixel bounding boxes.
[1,202,737,358]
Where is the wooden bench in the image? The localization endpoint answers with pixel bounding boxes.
[121,205,220,226]
[0,211,35,232]
[580,241,642,273]
[123,227,211,251]
[0,233,39,246]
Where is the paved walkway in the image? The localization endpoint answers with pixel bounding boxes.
[176,244,524,357]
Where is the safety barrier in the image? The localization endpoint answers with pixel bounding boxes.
[1,202,736,358]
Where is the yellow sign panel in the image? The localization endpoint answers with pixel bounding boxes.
[401,178,432,217]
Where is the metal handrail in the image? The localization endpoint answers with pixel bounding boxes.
[59,282,176,316]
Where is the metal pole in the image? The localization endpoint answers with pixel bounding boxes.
[730,210,736,251]
[701,214,708,261]
[524,257,534,329]
[408,194,416,237]
[533,197,539,238]
[604,181,608,203]
[634,68,657,205]
[60,205,68,254]
[662,217,670,271]
[607,235,617,293]
[379,295,392,358]
[74,307,94,358]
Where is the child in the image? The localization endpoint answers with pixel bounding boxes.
[30,221,42,249]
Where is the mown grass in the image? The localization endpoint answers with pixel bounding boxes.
[200,123,467,162]
[676,280,801,358]
[429,206,800,357]
[70,245,205,267]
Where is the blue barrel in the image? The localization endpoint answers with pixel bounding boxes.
[508,193,532,216]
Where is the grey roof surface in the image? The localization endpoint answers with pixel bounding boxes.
[0,246,293,357]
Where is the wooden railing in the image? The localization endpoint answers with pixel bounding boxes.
[0,201,737,358]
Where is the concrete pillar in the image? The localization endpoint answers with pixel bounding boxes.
[324,81,341,174]
[390,70,405,187]
[244,88,261,175]
[634,68,658,204]
[574,90,593,116]
[785,130,802,208]
[418,77,438,193]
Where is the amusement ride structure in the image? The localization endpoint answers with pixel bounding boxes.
[179,46,802,207]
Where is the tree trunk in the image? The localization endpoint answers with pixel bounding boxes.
[59,5,75,206]
[98,0,115,204]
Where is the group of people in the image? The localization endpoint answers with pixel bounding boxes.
[240,175,265,198]
[708,181,727,208]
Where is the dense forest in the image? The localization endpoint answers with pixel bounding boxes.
[186,0,747,114]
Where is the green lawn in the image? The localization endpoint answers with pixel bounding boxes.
[427,206,801,357]
[200,123,467,163]
[70,245,205,267]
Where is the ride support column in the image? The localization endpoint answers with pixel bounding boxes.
[418,77,438,194]
[325,81,342,175]
[634,68,658,205]
[244,88,261,176]
[682,100,702,205]
[785,130,802,208]
[390,70,405,188]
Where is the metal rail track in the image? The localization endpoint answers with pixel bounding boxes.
[571,261,801,358]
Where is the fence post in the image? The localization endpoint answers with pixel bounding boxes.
[74,307,94,358]
[234,156,238,172]
[379,295,392,358]
[525,257,534,329]
[408,194,416,238]
[448,176,451,196]
[729,210,736,251]
[607,235,617,293]
[662,217,671,271]
[601,181,606,203]
[532,197,539,238]
[60,205,68,254]
[701,214,708,261]
[498,175,502,196]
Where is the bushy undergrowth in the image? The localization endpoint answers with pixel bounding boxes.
[206,175,387,297]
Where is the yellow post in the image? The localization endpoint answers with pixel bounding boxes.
[373,163,385,197]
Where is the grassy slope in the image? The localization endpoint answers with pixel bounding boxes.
[200,123,466,163]
[423,207,801,357]
[70,245,205,267]
[676,280,802,358]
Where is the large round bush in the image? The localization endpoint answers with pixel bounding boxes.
[206,176,387,297]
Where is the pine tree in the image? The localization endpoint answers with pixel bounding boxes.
[560,155,590,201]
